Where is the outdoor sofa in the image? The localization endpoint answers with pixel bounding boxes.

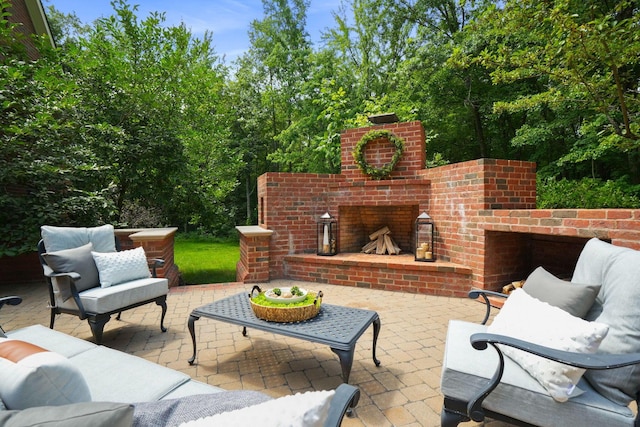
[0,296,359,426]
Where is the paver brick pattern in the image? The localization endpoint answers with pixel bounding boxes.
[0,280,511,427]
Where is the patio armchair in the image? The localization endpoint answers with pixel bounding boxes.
[440,238,640,426]
[37,225,168,344]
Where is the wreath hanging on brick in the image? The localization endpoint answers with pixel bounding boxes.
[352,129,405,179]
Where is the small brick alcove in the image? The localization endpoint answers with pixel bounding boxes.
[236,120,640,297]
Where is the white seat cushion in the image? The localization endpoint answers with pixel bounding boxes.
[59,277,168,314]
[71,346,189,402]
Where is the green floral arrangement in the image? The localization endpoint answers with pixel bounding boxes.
[251,293,317,308]
[352,129,405,179]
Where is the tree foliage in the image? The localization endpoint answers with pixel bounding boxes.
[2,0,639,256]
[1,0,114,256]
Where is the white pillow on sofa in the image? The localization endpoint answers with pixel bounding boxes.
[0,338,91,410]
[487,289,609,402]
[178,389,335,427]
[92,246,151,288]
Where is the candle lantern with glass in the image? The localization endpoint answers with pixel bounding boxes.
[317,212,337,256]
[415,212,435,262]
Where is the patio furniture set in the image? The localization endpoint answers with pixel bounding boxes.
[3,225,640,426]
[0,225,366,426]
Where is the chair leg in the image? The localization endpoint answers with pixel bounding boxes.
[88,314,111,345]
[441,408,468,427]
[156,295,168,332]
[116,311,122,320]
[49,309,56,329]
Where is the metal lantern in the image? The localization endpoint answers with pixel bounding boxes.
[317,212,337,256]
[415,212,435,262]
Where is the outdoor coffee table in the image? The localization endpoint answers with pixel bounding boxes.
[187,292,381,384]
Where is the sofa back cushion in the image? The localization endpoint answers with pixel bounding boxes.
[572,238,640,406]
[41,225,116,253]
[0,338,91,410]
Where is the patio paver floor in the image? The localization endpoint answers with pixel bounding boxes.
[1,279,512,427]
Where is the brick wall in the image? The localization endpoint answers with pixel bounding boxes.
[340,121,426,181]
[118,228,180,287]
[235,226,273,283]
[242,120,640,297]
[6,0,46,59]
[0,252,41,286]
[477,209,640,290]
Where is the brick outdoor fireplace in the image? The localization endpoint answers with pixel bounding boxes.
[236,120,640,297]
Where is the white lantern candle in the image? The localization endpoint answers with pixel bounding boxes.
[323,224,330,252]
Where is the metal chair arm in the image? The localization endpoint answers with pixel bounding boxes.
[44,272,87,319]
[324,383,360,426]
[465,332,640,422]
[468,289,508,325]
[0,296,22,334]
[471,332,640,370]
[0,296,22,311]
[148,259,165,278]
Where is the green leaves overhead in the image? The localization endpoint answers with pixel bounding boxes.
[2,0,639,257]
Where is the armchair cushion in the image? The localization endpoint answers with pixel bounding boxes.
[573,238,640,406]
[522,266,600,318]
[487,289,609,402]
[92,247,151,288]
[42,243,100,292]
[0,338,91,410]
[57,277,168,314]
[41,225,116,253]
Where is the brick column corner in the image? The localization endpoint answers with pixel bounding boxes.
[236,225,273,283]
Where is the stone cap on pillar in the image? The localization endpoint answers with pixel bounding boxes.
[121,227,178,242]
[236,225,274,237]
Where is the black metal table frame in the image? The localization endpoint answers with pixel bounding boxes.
[187,292,381,384]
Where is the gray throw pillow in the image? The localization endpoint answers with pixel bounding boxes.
[42,243,100,292]
[0,402,132,427]
[522,266,601,318]
[132,391,272,427]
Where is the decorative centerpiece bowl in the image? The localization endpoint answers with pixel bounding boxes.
[249,285,322,323]
[264,286,308,304]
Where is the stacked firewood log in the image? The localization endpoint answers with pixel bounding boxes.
[361,226,401,255]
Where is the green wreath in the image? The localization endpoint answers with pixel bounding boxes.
[352,129,405,179]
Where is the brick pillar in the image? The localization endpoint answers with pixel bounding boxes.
[236,226,273,283]
[117,227,180,287]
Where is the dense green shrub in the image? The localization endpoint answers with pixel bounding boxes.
[537,177,640,209]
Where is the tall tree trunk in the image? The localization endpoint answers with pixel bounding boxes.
[246,175,253,225]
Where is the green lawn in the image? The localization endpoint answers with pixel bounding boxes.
[174,236,239,284]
